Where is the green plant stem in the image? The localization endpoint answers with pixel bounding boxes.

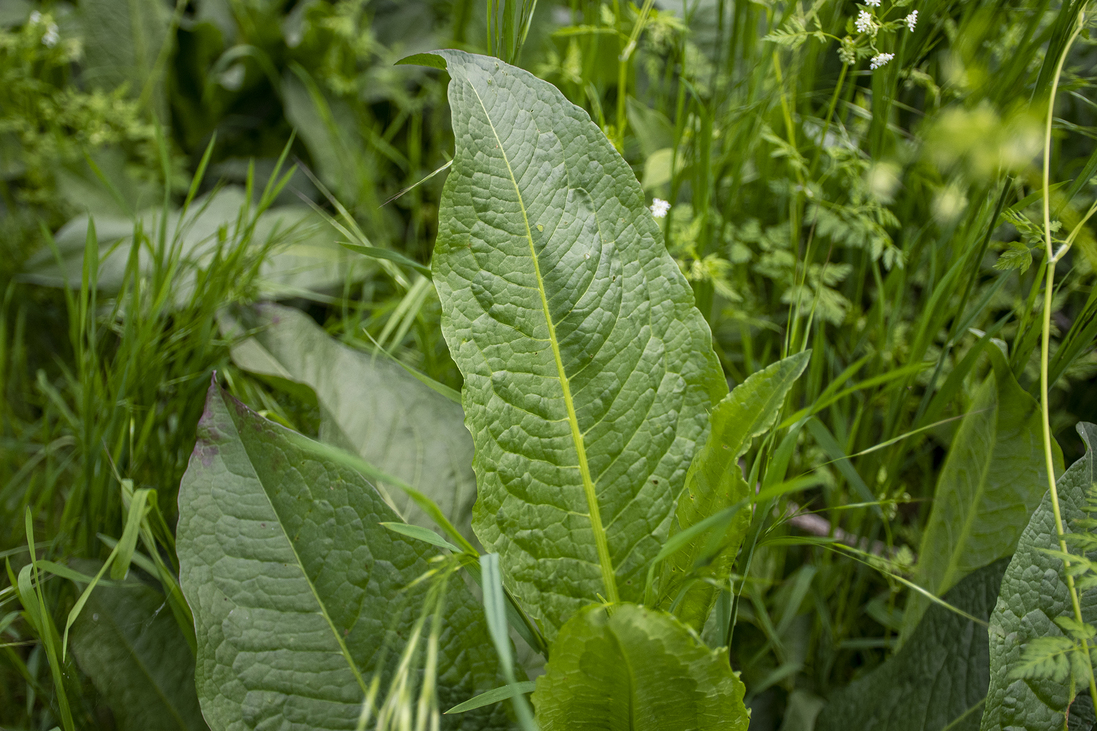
[616,0,656,151]
[1038,6,1097,708]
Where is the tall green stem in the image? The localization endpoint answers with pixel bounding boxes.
[1039,7,1097,708]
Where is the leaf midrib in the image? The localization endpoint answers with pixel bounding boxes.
[464,75,620,605]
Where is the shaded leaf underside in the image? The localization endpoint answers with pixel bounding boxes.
[71,576,208,731]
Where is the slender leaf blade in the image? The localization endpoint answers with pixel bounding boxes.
[424,49,726,639]
[446,682,536,714]
[532,603,749,730]
[980,422,1097,731]
[177,380,508,730]
[906,347,1063,634]
[659,352,810,629]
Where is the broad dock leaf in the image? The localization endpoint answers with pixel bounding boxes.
[23,187,361,305]
[816,559,1008,731]
[980,422,1097,731]
[177,381,508,731]
[221,303,477,535]
[71,577,208,731]
[906,347,1062,635]
[413,49,726,639]
[659,351,810,630]
[533,603,749,730]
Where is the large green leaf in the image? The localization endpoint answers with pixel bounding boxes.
[176,381,508,731]
[658,351,810,630]
[221,303,477,535]
[70,577,208,731]
[815,559,1008,731]
[980,422,1097,731]
[532,602,749,730]
[905,347,1062,635]
[415,49,726,639]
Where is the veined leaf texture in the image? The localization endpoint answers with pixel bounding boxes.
[415,49,726,641]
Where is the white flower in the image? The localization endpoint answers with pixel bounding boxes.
[905,10,918,31]
[855,10,876,34]
[870,52,894,69]
[865,0,881,6]
[650,198,671,218]
[42,24,59,48]
[29,10,42,24]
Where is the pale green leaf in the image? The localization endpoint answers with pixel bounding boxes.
[905,347,1062,635]
[221,303,477,535]
[22,188,362,304]
[176,381,508,730]
[816,559,1007,731]
[70,575,208,731]
[980,422,1097,731]
[659,351,810,630]
[532,603,750,730]
[422,49,726,640]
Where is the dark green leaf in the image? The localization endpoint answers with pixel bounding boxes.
[816,559,1008,731]
[905,347,1062,635]
[177,381,508,730]
[70,577,208,731]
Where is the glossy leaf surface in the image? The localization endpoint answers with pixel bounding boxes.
[532,603,749,730]
[420,49,725,639]
[177,381,507,730]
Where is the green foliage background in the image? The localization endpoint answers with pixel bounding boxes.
[1,0,1096,729]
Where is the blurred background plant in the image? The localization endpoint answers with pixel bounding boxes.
[1,0,1095,729]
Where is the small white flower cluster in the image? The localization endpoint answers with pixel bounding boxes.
[864,0,881,6]
[855,10,876,34]
[650,198,671,218]
[870,52,894,69]
[28,10,59,48]
[905,10,918,31]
